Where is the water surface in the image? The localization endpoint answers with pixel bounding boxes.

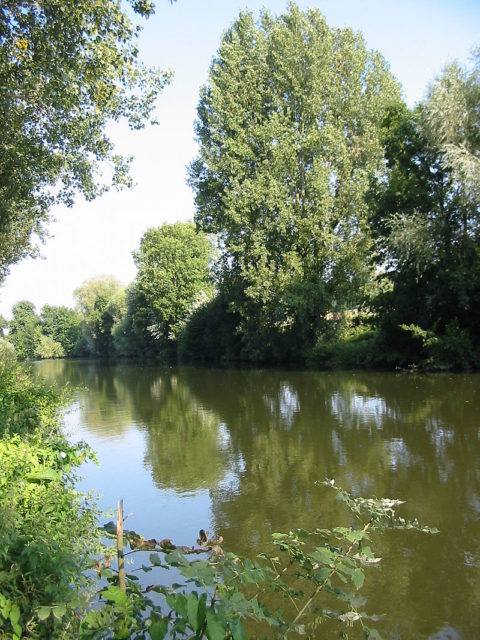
[34,361,480,639]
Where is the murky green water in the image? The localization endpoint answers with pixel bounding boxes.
[34,360,480,638]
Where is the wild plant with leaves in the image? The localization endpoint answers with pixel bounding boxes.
[80,480,438,639]
[0,339,102,639]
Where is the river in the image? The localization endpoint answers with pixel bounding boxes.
[33,360,480,639]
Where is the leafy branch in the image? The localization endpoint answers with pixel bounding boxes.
[79,480,438,639]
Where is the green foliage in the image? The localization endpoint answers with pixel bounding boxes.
[308,314,385,370]
[425,48,480,205]
[368,68,480,369]
[8,300,40,361]
[400,321,480,370]
[178,295,242,364]
[0,344,102,638]
[0,0,171,282]
[40,305,83,357]
[33,330,65,360]
[111,284,143,359]
[0,315,8,338]
[80,481,437,639]
[189,3,401,363]
[129,223,213,360]
[74,276,126,358]
[6,301,85,361]
[0,434,100,639]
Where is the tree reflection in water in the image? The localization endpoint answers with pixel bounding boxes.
[33,361,480,638]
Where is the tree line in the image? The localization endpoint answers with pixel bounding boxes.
[3,222,211,361]
[0,2,475,637]
[3,5,480,370]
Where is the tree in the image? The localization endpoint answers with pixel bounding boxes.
[425,49,480,206]
[131,223,213,359]
[33,331,65,359]
[188,3,401,362]
[40,304,83,356]
[369,76,480,368]
[0,314,8,338]
[74,276,126,358]
[0,0,172,283]
[8,300,40,360]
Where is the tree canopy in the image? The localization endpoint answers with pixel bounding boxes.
[74,275,126,358]
[367,53,480,369]
[425,48,480,206]
[189,4,402,362]
[8,300,40,360]
[0,0,171,282]
[129,222,213,358]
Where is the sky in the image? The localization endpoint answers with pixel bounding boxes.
[1,0,479,318]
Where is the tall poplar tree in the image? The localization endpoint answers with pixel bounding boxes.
[189,3,402,361]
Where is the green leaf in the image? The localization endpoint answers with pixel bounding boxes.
[314,567,331,582]
[206,609,226,640]
[102,585,128,606]
[149,553,163,567]
[187,592,207,632]
[197,593,207,630]
[229,618,246,640]
[166,593,188,618]
[9,604,20,626]
[351,568,365,590]
[103,521,117,536]
[311,547,335,564]
[187,593,200,631]
[149,618,169,640]
[26,468,61,482]
[52,604,67,620]
[346,529,370,544]
[271,532,287,541]
[37,606,51,621]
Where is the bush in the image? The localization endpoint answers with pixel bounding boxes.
[34,333,66,360]
[0,342,101,638]
[308,314,388,369]
[400,320,480,370]
[0,339,60,438]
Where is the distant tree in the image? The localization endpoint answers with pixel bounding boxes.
[0,314,8,338]
[0,0,172,283]
[112,284,141,358]
[40,305,83,356]
[8,301,40,360]
[188,4,401,362]
[131,223,213,359]
[33,331,65,359]
[74,276,126,358]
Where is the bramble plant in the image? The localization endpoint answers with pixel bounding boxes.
[80,480,438,639]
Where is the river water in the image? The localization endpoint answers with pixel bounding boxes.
[34,360,480,639]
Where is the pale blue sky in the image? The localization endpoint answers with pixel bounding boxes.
[1,0,479,318]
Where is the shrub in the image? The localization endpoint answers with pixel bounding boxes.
[0,343,101,638]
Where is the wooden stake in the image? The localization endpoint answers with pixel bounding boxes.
[117,499,126,591]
